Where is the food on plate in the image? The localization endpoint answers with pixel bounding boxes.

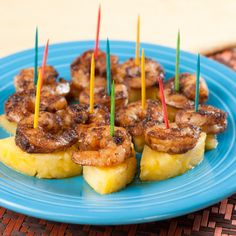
[140,123,206,181]
[161,73,209,121]
[115,58,164,102]
[70,49,118,99]
[175,105,227,150]
[0,110,89,178]
[116,99,163,152]
[0,89,68,134]
[79,83,128,110]
[59,103,110,135]
[14,65,70,96]
[0,137,81,179]
[72,126,136,194]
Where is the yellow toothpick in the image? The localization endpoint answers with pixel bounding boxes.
[135,15,140,66]
[141,48,146,109]
[34,69,42,129]
[89,53,95,113]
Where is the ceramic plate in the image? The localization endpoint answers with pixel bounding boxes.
[0,41,235,225]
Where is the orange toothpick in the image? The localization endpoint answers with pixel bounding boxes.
[89,53,95,113]
[135,15,140,66]
[33,40,49,129]
[141,48,146,109]
[94,5,101,59]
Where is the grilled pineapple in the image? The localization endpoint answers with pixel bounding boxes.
[205,134,218,150]
[129,87,157,103]
[140,132,206,181]
[83,156,137,194]
[133,135,145,153]
[0,115,16,134]
[0,137,82,179]
[167,105,179,122]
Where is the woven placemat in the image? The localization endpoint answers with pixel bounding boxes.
[0,49,236,236]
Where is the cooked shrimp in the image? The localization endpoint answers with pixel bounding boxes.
[41,78,70,96]
[145,123,201,154]
[76,104,110,136]
[116,99,163,136]
[175,105,227,134]
[5,89,67,123]
[56,104,89,127]
[79,84,128,109]
[163,73,209,109]
[14,66,70,96]
[115,58,164,89]
[70,49,118,98]
[15,112,78,153]
[72,126,133,167]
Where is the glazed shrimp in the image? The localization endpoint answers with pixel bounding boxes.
[145,123,201,154]
[163,73,209,109]
[14,66,69,95]
[70,49,118,99]
[5,89,67,123]
[115,58,164,88]
[116,99,163,136]
[79,84,128,110]
[72,126,133,167]
[15,112,78,153]
[175,105,227,134]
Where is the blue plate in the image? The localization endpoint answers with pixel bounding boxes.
[0,41,236,225]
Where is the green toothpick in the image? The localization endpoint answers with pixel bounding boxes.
[175,30,180,92]
[34,27,38,86]
[195,54,200,112]
[110,80,115,136]
[106,38,111,96]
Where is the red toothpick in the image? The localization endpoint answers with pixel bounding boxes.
[40,39,49,91]
[94,5,101,59]
[158,78,170,129]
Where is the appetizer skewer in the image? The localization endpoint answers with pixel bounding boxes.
[72,126,136,194]
[140,123,206,181]
[140,75,206,181]
[72,82,136,194]
[0,109,85,178]
[175,54,227,150]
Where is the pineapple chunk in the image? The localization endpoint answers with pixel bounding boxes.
[128,87,157,103]
[167,105,179,122]
[83,156,137,194]
[0,115,16,134]
[133,135,145,153]
[0,137,82,179]
[205,134,218,150]
[140,132,206,181]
